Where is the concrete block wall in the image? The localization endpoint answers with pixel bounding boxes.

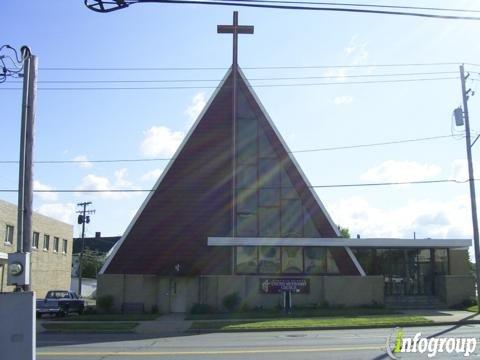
[435,275,475,307]
[0,199,73,298]
[98,274,384,313]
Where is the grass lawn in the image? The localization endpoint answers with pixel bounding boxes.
[187,307,396,320]
[42,322,138,333]
[52,314,160,321]
[190,315,432,331]
[466,305,479,313]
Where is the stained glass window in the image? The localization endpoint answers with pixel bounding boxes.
[304,247,326,274]
[282,246,303,273]
[258,246,281,273]
[236,246,257,273]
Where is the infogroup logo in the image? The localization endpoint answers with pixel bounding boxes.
[386,328,477,358]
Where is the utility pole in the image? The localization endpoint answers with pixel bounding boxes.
[459,64,480,312]
[16,46,37,292]
[76,202,95,296]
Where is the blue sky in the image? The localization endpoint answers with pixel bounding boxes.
[1,1,480,258]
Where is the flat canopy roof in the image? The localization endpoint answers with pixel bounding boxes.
[208,237,471,249]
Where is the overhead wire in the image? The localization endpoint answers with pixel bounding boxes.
[0,76,459,91]
[110,0,480,21]
[0,134,463,165]
[0,178,471,193]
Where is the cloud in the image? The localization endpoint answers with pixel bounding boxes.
[36,202,75,224]
[324,68,347,81]
[141,168,164,182]
[333,96,353,105]
[75,168,139,200]
[344,35,369,65]
[72,155,93,169]
[185,92,207,123]
[329,195,471,240]
[140,126,184,157]
[360,160,441,184]
[33,180,58,202]
[450,159,480,182]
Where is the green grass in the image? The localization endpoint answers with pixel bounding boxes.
[466,305,479,313]
[42,322,138,333]
[187,307,396,320]
[190,315,432,331]
[52,314,160,321]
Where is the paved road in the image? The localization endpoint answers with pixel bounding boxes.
[37,324,480,359]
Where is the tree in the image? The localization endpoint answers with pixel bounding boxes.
[338,226,350,238]
[80,248,104,278]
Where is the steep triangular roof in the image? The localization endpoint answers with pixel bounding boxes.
[101,68,360,275]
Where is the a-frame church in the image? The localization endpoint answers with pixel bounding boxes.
[98,13,473,313]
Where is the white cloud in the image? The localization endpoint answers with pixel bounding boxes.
[33,180,58,202]
[329,195,471,240]
[324,68,347,81]
[450,159,480,182]
[76,168,139,200]
[140,126,184,157]
[185,92,207,123]
[141,168,164,182]
[333,96,353,105]
[344,35,369,65]
[73,155,93,169]
[360,160,441,184]
[36,202,75,224]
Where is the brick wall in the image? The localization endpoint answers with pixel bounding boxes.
[0,199,73,298]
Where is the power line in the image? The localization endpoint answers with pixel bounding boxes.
[0,134,460,165]
[38,62,462,71]
[10,71,459,84]
[0,178,470,193]
[0,76,459,91]
[85,0,480,20]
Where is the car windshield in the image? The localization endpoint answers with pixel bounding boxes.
[48,291,69,299]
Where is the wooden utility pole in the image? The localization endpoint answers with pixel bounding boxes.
[16,47,37,292]
[459,64,480,312]
[77,202,95,296]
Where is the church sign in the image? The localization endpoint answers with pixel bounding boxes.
[259,278,310,294]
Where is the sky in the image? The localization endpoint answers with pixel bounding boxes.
[1,1,480,260]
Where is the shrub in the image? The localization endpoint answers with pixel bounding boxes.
[151,305,159,314]
[223,292,241,312]
[190,303,216,315]
[96,295,114,313]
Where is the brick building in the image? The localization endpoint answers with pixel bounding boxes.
[0,199,73,297]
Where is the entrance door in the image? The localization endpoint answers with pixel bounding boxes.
[170,279,187,313]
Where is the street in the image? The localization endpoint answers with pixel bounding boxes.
[37,324,480,359]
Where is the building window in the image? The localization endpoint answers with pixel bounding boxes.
[32,232,40,249]
[43,234,50,251]
[54,237,59,253]
[4,225,14,245]
[258,246,281,273]
[236,246,257,273]
[62,239,68,254]
[282,246,303,273]
[304,247,326,274]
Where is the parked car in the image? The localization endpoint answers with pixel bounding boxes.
[36,290,85,318]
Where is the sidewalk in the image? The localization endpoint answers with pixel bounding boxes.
[135,313,192,335]
[400,309,480,324]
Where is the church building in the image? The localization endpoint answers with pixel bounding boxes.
[98,13,474,313]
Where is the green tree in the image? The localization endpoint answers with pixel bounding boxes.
[338,226,350,238]
[80,248,104,278]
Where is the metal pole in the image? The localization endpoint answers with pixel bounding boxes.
[460,64,480,312]
[232,11,238,239]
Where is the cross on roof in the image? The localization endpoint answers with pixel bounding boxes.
[217,12,254,238]
[217,11,254,69]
